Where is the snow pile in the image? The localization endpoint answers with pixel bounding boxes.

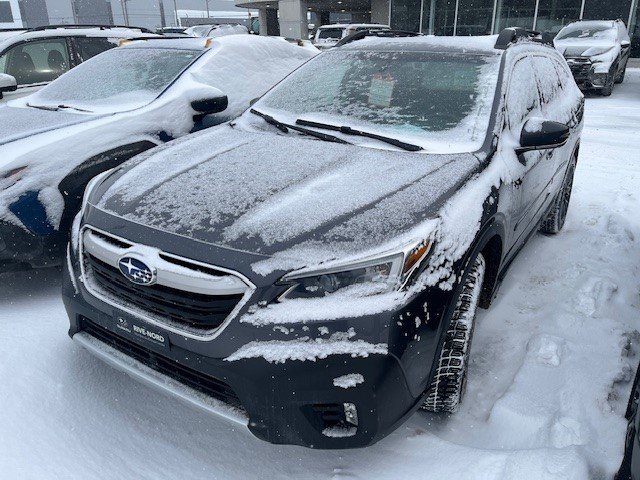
[225,329,388,364]
[333,373,364,389]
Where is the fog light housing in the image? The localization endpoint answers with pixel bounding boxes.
[591,73,608,87]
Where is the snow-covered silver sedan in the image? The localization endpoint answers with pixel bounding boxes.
[0,35,316,271]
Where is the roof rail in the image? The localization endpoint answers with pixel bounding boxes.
[28,24,154,34]
[0,28,27,32]
[334,29,423,48]
[494,27,555,49]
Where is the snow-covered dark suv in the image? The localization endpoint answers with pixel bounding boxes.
[63,29,584,449]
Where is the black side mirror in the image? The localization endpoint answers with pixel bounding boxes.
[517,118,570,154]
[191,95,228,115]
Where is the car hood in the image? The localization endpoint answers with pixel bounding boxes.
[554,38,617,56]
[97,126,481,267]
[0,104,97,147]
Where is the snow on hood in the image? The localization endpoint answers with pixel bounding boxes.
[0,104,98,146]
[554,38,618,57]
[97,125,480,264]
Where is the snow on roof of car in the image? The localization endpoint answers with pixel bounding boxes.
[0,27,153,51]
[340,34,502,54]
[119,36,215,51]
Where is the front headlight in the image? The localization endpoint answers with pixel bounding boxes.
[280,240,432,300]
[80,168,114,219]
[584,46,614,58]
[0,166,27,189]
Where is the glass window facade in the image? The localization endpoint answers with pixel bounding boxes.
[389,0,638,50]
[535,0,582,34]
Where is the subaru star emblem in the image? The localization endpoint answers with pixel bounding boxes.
[118,256,156,286]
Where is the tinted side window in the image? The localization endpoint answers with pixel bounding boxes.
[506,57,539,129]
[74,37,117,62]
[2,38,69,85]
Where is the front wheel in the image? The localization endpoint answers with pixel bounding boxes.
[540,156,576,234]
[422,254,486,413]
[601,73,614,96]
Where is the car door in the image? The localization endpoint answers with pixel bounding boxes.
[504,55,549,245]
[0,37,73,101]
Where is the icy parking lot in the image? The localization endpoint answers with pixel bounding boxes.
[2,71,640,480]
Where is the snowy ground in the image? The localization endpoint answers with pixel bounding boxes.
[1,71,640,480]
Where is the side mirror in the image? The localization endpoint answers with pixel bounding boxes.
[621,39,631,48]
[186,84,228,115]
[0,73,17,99]
[191,95,228,115]
[517,118,570,154]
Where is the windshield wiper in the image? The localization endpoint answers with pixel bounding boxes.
[296,119,423,152]
[250,109,352,145]
[27,103,92,113]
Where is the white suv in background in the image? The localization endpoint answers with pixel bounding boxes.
[313,23,389,49]
[554,19,631,96]
[0,25,152,102]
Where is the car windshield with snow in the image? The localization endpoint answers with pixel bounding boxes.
[0,35,316,271]
[554,19,631,96]
[64,29,584,449]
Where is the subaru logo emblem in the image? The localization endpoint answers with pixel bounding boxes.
[118,256,156,286]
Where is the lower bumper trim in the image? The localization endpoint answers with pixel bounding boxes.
[73,331,250,428]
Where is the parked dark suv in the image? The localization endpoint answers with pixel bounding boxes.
[63,29,584,449]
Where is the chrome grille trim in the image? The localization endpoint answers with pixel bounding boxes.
[79,225,256,341]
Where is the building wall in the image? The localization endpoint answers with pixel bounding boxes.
[71,0,113,24]
[390,0,639,39]
[0,0,23,27]
[19,0,49,27]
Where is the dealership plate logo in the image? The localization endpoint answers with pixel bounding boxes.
[118,256,156,286]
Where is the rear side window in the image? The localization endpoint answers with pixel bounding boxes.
[318,28,344,39]
[74,36,117,62]
[506,57,540,129]
[0,38,69,85]
[531,56,562,106]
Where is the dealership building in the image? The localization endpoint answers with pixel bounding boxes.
[236,0,640,54]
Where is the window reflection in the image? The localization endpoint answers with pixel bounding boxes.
[535,0,581,34]
[495,0,536,31]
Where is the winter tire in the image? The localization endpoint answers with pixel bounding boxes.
[540,156,576,234]
[601,73,614,96]
[422,254,486,413]
[615,64,626,84]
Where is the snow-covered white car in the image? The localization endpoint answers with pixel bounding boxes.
[554,19,631,96]
[184,24,248,38]
[64,28,583,448]
[0,35,316,271]
[0,25,153,103]
[313,23,389,49]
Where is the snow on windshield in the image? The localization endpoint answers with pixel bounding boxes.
[27,48,200,113]
[556,24,616,41]
[253,50,500,153]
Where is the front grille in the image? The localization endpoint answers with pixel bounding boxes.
[82,317,244,410]
[84,253,244,331]
[566,58,592,79]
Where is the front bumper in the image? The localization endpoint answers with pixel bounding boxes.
[0,220,65,271]
[566,57,611,90]
[63,241,448,449]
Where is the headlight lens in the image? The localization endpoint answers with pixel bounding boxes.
[80,169,113,218]
[281,240,432,300]
[584,46,614,58]
[0,166,27,189]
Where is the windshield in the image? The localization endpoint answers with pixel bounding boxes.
[317,28,345,40]
[27,48,200,113]
[252,50,500,153]
[556,24,616,41]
